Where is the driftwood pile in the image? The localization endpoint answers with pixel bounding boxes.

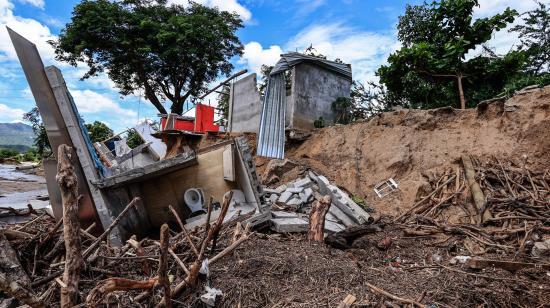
[396,155,550,256]
[0,145,253,307]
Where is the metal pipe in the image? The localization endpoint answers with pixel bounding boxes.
[198,69,248,99]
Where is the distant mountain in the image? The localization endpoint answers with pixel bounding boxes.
[0,123,35,149]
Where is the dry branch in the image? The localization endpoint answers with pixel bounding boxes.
[83,197,141,258]
[158,224,171,308]
[0,272,45,308]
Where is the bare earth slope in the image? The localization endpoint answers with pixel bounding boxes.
[280,85,550,216]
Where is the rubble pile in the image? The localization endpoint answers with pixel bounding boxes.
[397,156,550,257]
[263,171,372,234]
[0,197,254,307]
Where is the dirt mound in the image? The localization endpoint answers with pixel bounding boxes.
[278,86,550,216]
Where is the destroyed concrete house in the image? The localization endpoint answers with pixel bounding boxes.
[228,53,352,136]
[8,29,265,244]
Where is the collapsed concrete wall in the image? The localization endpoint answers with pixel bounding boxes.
[228,73,262,133]
[288,62,351,130]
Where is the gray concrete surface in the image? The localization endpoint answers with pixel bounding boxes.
[288,62,351,130]
[229,73,262,133]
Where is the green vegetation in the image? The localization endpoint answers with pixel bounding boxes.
[51,0,244,115]
[369,0,550,111]
[216,84,231,126]
[22,107,51,158]
[0,148,40,162]
[126,129,144,149]
[85,121,114,143]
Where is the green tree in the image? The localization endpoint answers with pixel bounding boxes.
[216,84,230,126]
[85,121,114,143]
[51,0,243,115]
[378,0,518,109]
[511,2,550,74]
[22,107,51,158]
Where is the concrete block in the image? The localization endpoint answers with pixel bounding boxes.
[271,211,298,219]
[271,217,308,233]
[263,188,281,195]
[299,192,308,203]
[328,203,355,227]
[293,177,313,188]
[308,171,319,183]
[286,197,303,206]
[278,191,293,204]
[275,184,288,194]
[303,187,313,202]
[286,187,304,194]
[324,220,346,233]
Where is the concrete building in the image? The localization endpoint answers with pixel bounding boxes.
[229,53,352,134]
[287,60,352,130]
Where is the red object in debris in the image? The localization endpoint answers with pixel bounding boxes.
[194,103,219,133]
[159,103,219,134]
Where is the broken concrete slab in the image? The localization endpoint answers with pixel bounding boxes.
[293,177,313,188]
[287,187,304,194]
[278,191,293,204]
[271,217,309,233]
[271,211,299,219]
[269,194,278,204]
[286,197,303,207]
[303,187,313,202]
[324,220,346,233]
[308,171,319,183]
[328,204,355,227]
[263,187,281,195]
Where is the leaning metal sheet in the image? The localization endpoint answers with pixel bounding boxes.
[256,73,286,159]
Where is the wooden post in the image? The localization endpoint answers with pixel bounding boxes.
[56,144,81,307]
[461,155,491,224]
[158,224,171,308]
[308,195,331,242]
[457,73,466,110]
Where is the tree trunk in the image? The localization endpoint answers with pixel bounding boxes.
[144,86,168,115]
[308,195,331,242]
[461,155,491,224]
[56,145,82,308]
[457,73,466,110]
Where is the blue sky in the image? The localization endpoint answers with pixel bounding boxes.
[0,0,547,132]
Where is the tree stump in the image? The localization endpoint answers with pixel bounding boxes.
[308,195,331,242]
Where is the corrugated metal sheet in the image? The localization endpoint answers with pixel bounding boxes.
[256,73,286,159]
[257,52,352,159]
[271,52,352,80]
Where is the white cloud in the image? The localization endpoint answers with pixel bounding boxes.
[0,0,56,63]
[17,0,44,9]
[70,89,137,119]
[0,103,25,122]
[285,23,399,83]
[239,23,398,84]
[294,0,326,19]
[167,0,252,21]
[239,41,283,74]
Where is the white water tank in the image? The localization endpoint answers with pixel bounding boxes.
[184,188,204,213]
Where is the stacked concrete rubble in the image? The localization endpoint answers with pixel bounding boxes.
[264,171,373,234]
